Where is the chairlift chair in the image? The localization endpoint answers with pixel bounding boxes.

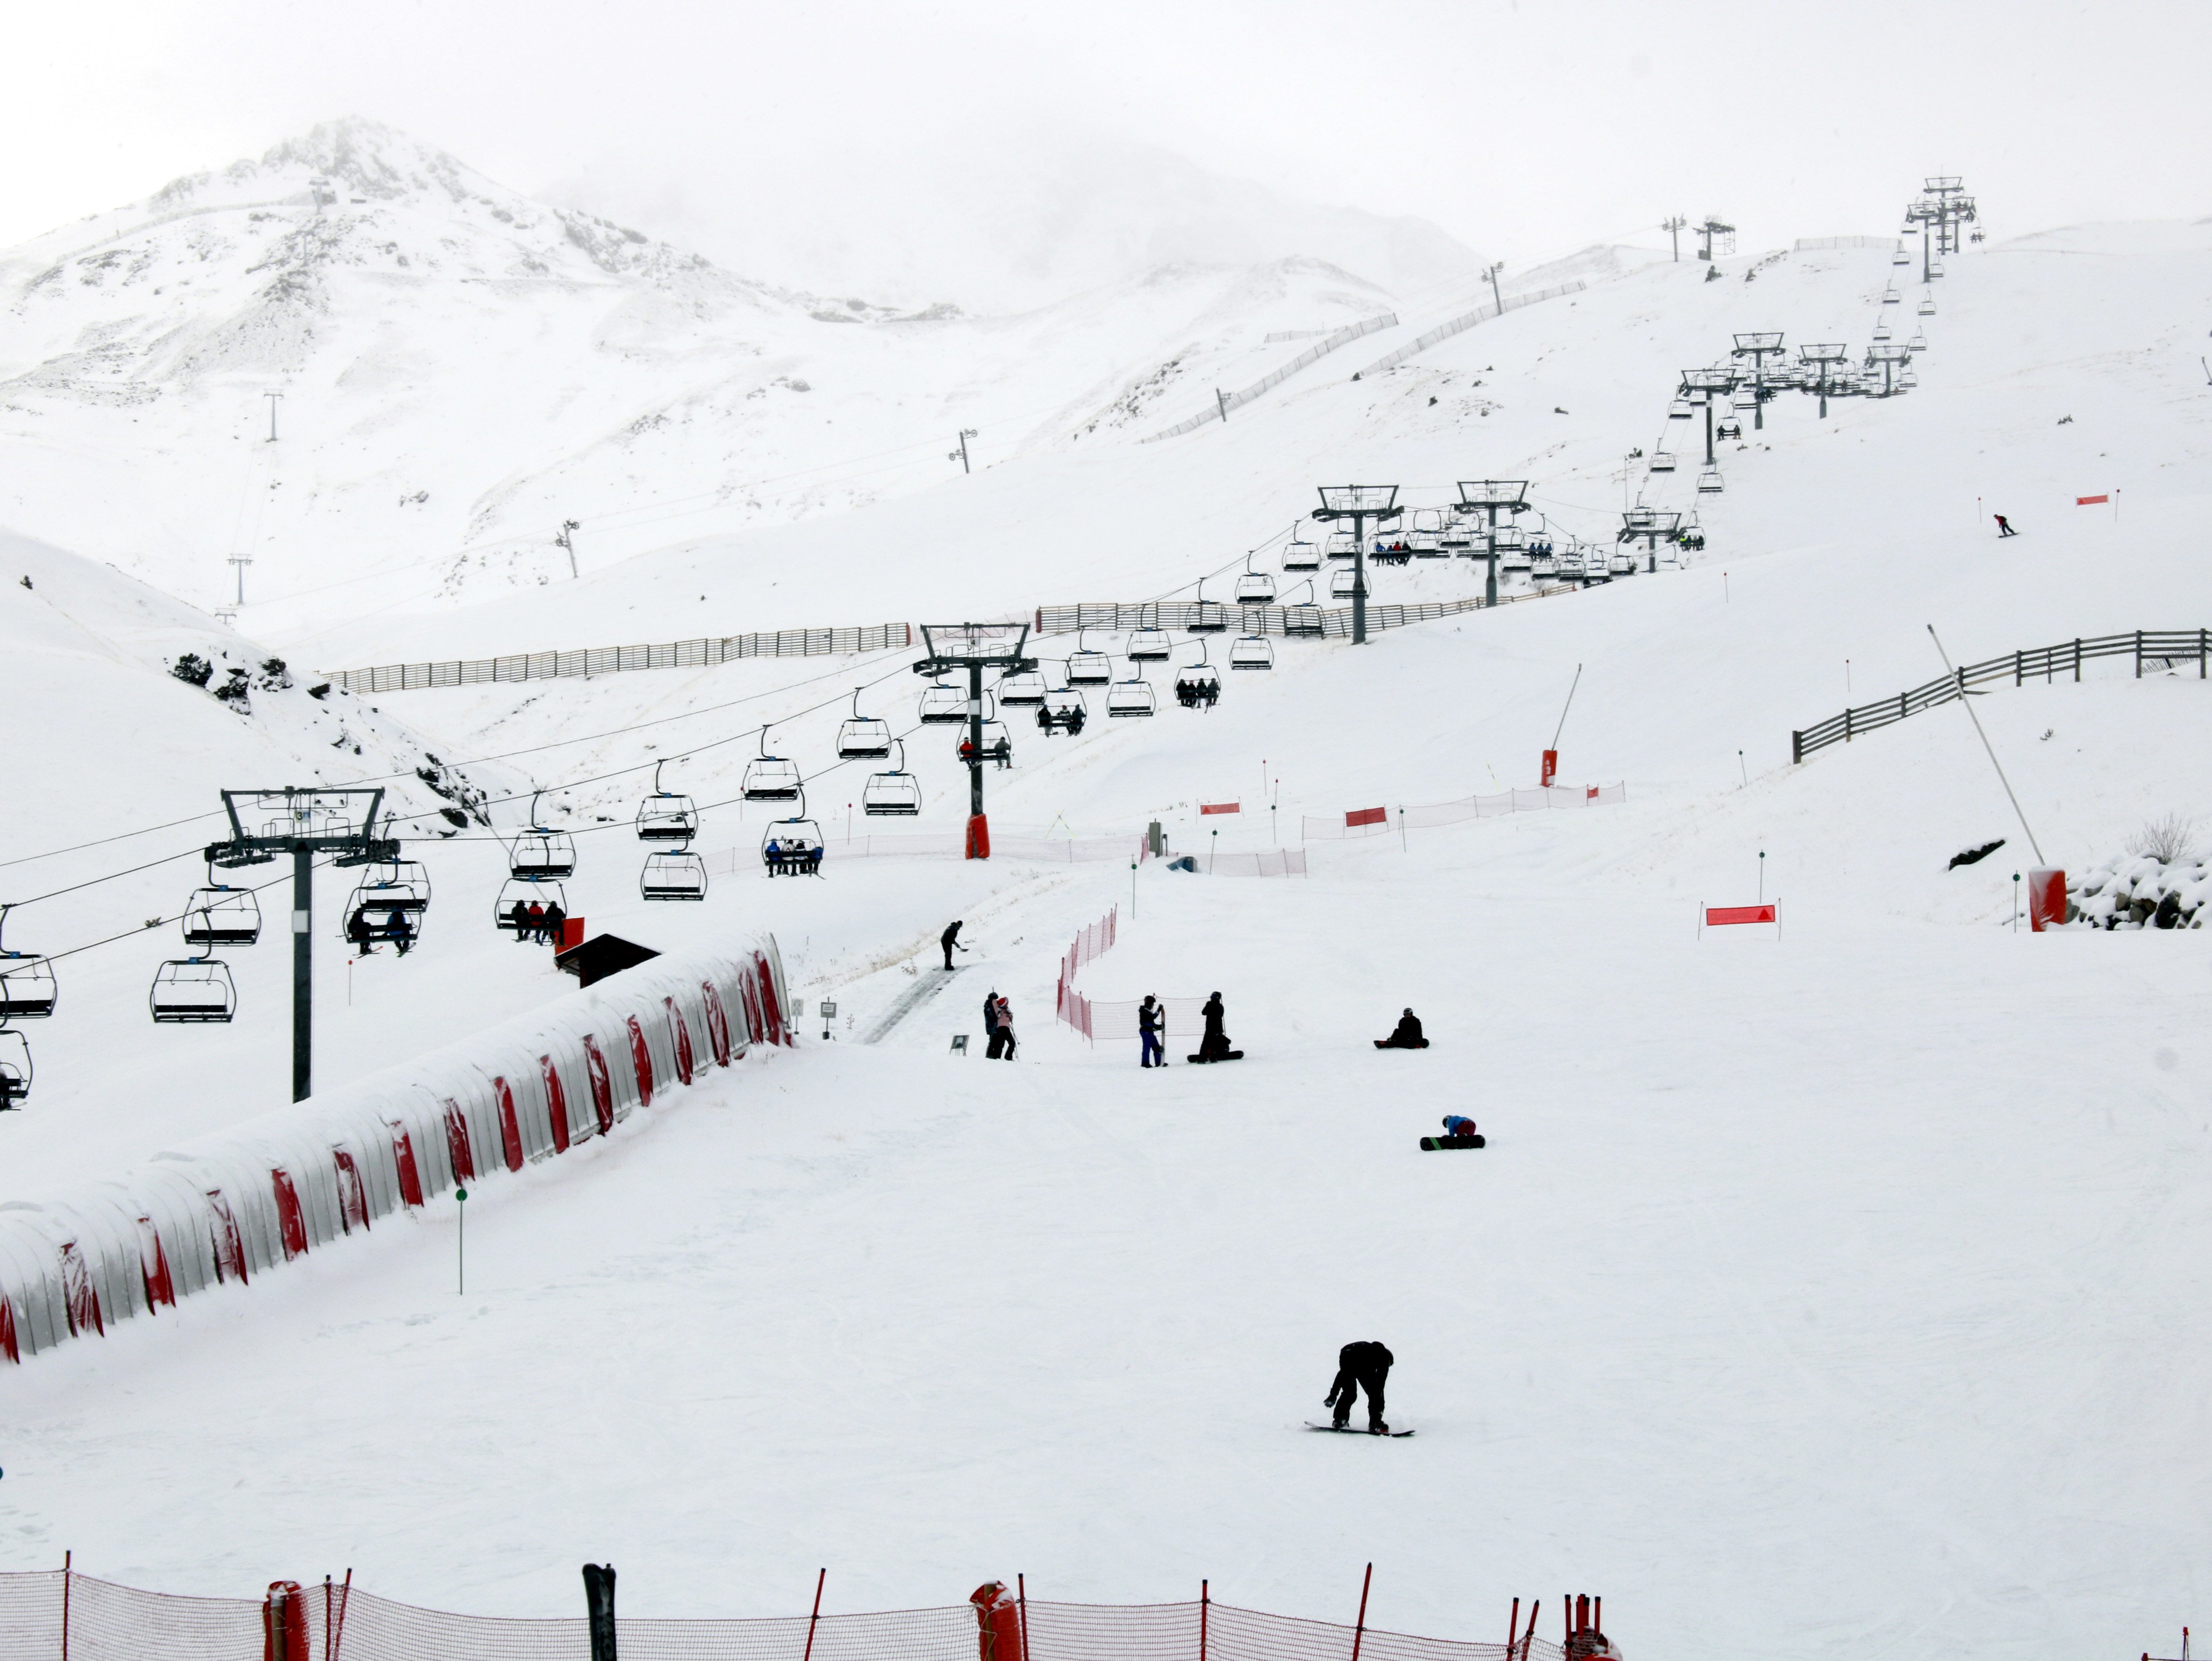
[1440,514,1477,552]
[0,1029,30,1108]
[1649,448,1677,473]
[182,882,262,948]
[1697,467,1725,494]
[1532,554,1559,579]
[1174,663,1223,710]
[996,668,1047,706]
[149,957,237,1024]
[1037,686,1088,736]
[1881,284,1901,305]
[864,741,925,814]
[642,850,711,899]
[1917,292,1936,316]
[1731,387,1759,412]
[835,690,894,758]
[1234,562,1277,605]
[1667,398,1694,421]
[1106,670,1157,718]
[1329,567,1358,599]
[343,863,431,951]
[1323,531,1358,561]
[1282,534,1321,571]
[1229,634,1274,671]
[510,793,576,879]
[1607,552,1635,576]
[1187,582,1228,632]
[635,760,701,843]
[741,730,804,801]
[1407,508,1446,557]
[958,719,1015,769]
[1871,316,1892,343]
[1283,603,1326,637]
[494,877,567,934]
[1128,626,1172,661]
[1715,417,1743,442]
[1928,259,1945,278]
[0,909,57,1020]
[919,678,971,720]
[1065,628,1113,685]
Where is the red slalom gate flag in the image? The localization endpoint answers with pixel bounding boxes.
[2076,494,2109,506]
[1346,806,1387,829]
[1200,801,1240,815]
[1706,904,1777,926]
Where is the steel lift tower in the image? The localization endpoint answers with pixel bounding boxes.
[1311,486,1401,644]
[1729,333,1787,431]
[912,623,1038,858]
[1455,481,1533,606]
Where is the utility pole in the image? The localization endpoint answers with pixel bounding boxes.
[1456,481,1530,608]
[1312,486,1401,645]
[264,392,283,443]
[1662,216,1686,262]
[205,788,397,1102]
[1729,333,1785,431]
[555,519,581,580]
[1485,262,1506,314]
[949,429,977,474]
[911,625,1036,858]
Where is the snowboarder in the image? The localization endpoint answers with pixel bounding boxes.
[1191,992,1242,1062]
[994,994,1016,1059]
[1440,1115,1479,1140]
[508,899,532,942]
[1995,513,2018,537]
[1375,1008,1428,1049]
[1325,1339,1394,1433]
[1138,995,1165,1068]
[941,920,963,970]
[983,989,1005,1059]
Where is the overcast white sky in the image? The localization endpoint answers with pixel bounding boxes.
[7,0,2208,292]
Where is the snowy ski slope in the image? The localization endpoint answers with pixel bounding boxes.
[2,211,2210,1661]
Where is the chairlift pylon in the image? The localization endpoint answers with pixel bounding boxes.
[149,956,236,1024]
[835,690,894,760]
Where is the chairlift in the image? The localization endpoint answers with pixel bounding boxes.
[494,877,567,934]
[1928,259,1945,278]
[1065,627,1113,685]
[1129,625,1172,661]
[1607,552,1635,576]
[1697,466,1725,494]
[1187,581,1228,632]
[1880,284,1900,305]
[0,1029,30,1108]
[1282,533,1321,571]
[1892,245,1911,265]
[149,957,236,1024]
[1871,317,1892,343]
[1532,554,1560,579]
[1715,417,1743,442]
[919,678,970,721]
[997,668,1047,706]
[635,759,701,843]
[509,792,576,879]
[1283,604,1326,637]
[1329,567,1359,599]
[1229,634,1274,671]
[1234,553,1277,605]
[343,862,431,951]
[642,850,711,899]
[835,690,894,759]
[958,719,1015,770]
[182,875,262,948]
[1667,398,1695,421]
[1917,291,1936,317]
[1649,449,1677,474]
[1107,666,1157,718]
[864,739,925,814]
[741,729,803,801]
[0,908,57,1020]
[1038,686,1088,736]
[1323,531,1358,561]
[1174,648,1223,709]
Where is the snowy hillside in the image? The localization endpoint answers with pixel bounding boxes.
[0,119,1432,630]
[4,199,2212,1661]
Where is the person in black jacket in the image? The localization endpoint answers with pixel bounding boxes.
[1138,994,1165,1068]
[1196,991,1239,1061]
[1326,1340,1394,1433]
[983,988,1005,1058]
[1375,1009,1428,1049]
[941,920,963,970]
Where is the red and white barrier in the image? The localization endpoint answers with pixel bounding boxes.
[1303,784,1625,841]
[0,938,789,1364]
[2027,868,2067,932]
[1701,903,1779,936]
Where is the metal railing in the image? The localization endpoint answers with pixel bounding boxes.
[1791,629,2210,763]
[1035,586,1576,640]
[1351,281,1586,379]
[325,623,913,694]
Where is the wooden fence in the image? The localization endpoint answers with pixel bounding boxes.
[1035,586,1575,640]
[326,623,912,694]
[1791,629,2210,763]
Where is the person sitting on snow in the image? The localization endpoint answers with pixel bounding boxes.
[1375,1008,1429,1049]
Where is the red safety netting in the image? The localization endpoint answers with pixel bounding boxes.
[0,1575,1572,1661]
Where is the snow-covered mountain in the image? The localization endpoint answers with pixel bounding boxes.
[0,119,1445,632]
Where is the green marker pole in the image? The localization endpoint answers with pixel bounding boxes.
[456,1187,467,1295]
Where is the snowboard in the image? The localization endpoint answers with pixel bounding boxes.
[1304,1422,1416,1437]
[1419,1134,1486,1150]
[1187,1050,1244,1063]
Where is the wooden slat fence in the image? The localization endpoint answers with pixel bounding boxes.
[1035,586,1576,640]
[326,623,912,694]
[1792,628,2210,763]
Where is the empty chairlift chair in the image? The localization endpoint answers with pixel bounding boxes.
[1649,447,1676,473]
[1893,244,1911,265]
[1324,531,1358,561]
[1282,603,1326,638]
[741,730,804,801]
[1917,291,1937,316]
[641,851,710,899]
[1697,466,1725,494]
[150,957,236,1024]
[1407,508,1447,557]
[1881,284,1901,305]
[1128,625,1172,661]
[918,679,970,723]
[635,761,700,844]
[182,878,261,948]
[1234,565,1277,606]
[996,668,1047,706]
[0,909,57,1021]
[1667,398,1695,422]
[1329,567,1358,599]
[1229,634,1274,671]
[1186,582,1228,633]
[1065,628,1113,686]
[1496,527,1532,571]
[1281,534,1321,571]
[864,740,924,814]
[835,690,894,759]
[1107,668,1157,718]
[510,793,577,879]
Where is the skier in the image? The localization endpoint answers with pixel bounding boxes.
[1994,513,2018,538]
[1374,1008,1428,1049]
[1440,1114,1479,1140]
[994,994,1016,1060]
[542,901,566,947]
[509,899,533,942]
[941,920,963,971]
[347,904,379,954]
[1138,995,1165,1068]
[525,900,547,943]
[1191,992,1242,1062]
[1325,1339,1394,1433]
[983,989,1005,1059]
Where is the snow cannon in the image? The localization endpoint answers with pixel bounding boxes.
[969,1582,1022,1661]
[1563,1594,1619,1661]
[263,1581,309,1661]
